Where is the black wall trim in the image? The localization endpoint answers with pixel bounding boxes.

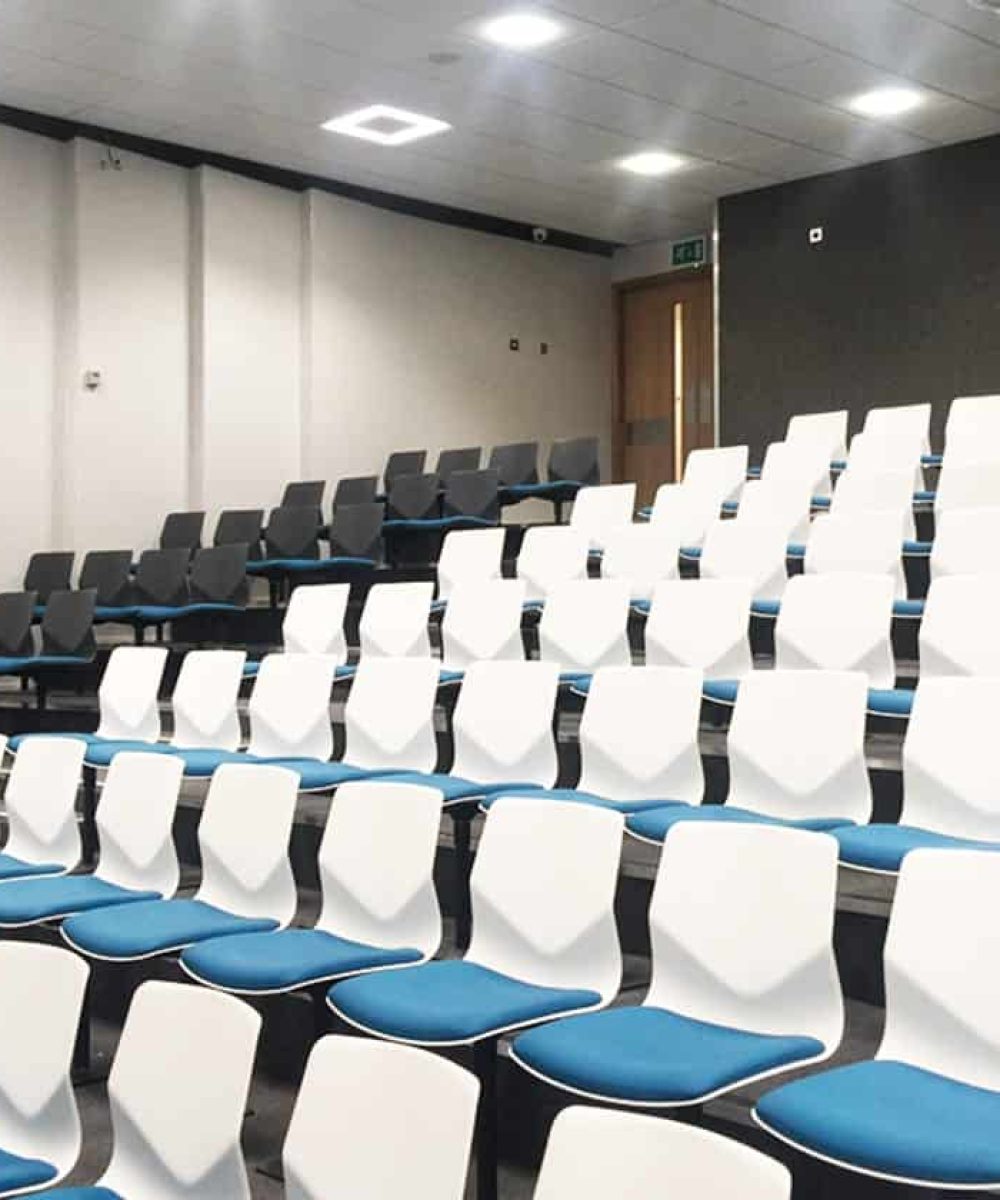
[0,103,618,258]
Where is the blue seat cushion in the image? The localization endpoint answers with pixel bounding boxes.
[40,1190,121,1199]
[629,599,650,616]
[131,603,244,623]
[329,959,600,1043]
[703,679,740,705]
[721,500,739,514]
[513,1005,823,1104]
[756,1059,1000,1186]
[867,688,914,718]
[247,557,375,575]
[62,898,280,959]
[0,655,91,673]
[0,875,160,926]
[914,489,936,503]
[383,517,495,532]
[922,453,943,468]
[627,805,853,844]
[0,1147,58,1193]
[679,547,702,560]
[636,506,652,521]
[182,927,423,993]
[835,824,1000,873]
[0,854,65,882]
[170,747,249,777]
[8,732,100,752]
[810,496,832,510]
[375,772,543,804]
[94,605,139,621]
[480,787,676,815]
[242,660,260,678]
[266,759,391,792]
[559,672,592,688]
[83,739,173,767]
[902,541,933,556]
[501,481,582,501]
[751,600,781,618]
[893,599,925,617]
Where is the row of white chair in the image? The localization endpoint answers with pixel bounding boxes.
[7,657,1000,880]
[430,502,996,618]
[0,942,793,1199]
[5,759,994,1195]
[272,570,998,687]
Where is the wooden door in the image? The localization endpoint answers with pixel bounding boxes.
[614,269,715,506]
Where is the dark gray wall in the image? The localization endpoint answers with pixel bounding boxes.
[718,132,1000,459]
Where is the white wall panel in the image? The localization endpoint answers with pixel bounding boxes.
[66,139,190,554]
[305,192,612,493]
[0,127,62,589]
[196,167,303,518]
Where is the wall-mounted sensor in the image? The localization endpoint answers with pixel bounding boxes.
[809,227,824,245]
[83,369,102,391]
[509,338,520,352]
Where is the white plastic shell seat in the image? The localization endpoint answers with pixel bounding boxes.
[516,526,589,604]
[804,511,907,598]
[569,484,636,553]
[0,943,89,1195]
[919,574,1000,677]
[282,1036,478,1200]
[931,507,1000,578]
[441,579,526,670]
[436,528,505,602]
[700,520,789,601]
[512,823,841,1108]
[328,796,623,1045]
[282,584,349,659]
[538,580,631,675]
[644,578,753,681]
[775,574,896,689]
[181,780,442,996]
[599,525,680,602]
[0,736,85,881]
[43,981,260,1200]
[755,848,1000,1188]
[532,1106,791,1200]
[0,752,183,929]
[359,582,434,659]
[835,676,1000,874]
[482,666,703,816]
[61,763,299,962]
[627,670,871,843]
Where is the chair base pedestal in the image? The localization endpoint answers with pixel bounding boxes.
[473,1037,499,1200]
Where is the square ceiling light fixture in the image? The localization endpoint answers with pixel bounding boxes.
[321,105,451,145]
[618,151,687,177]
[480,11,565,48]
[848,87,925,117]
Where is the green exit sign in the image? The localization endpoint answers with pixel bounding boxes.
[671,236,706,268]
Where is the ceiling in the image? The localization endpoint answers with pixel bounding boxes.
[1,0,999,246]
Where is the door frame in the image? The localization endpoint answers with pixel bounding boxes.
[612,265,715,486]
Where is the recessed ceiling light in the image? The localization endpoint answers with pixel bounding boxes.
[848,87,925,117]
[480,11,564,49]
[618,151,686,177]
[321,104,451,146]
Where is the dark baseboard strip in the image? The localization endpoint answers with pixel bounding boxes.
[0,102,617,257]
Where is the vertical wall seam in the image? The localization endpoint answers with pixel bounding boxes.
[188,166,205,509]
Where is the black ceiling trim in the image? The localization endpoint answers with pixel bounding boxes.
[0,103,618,257]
